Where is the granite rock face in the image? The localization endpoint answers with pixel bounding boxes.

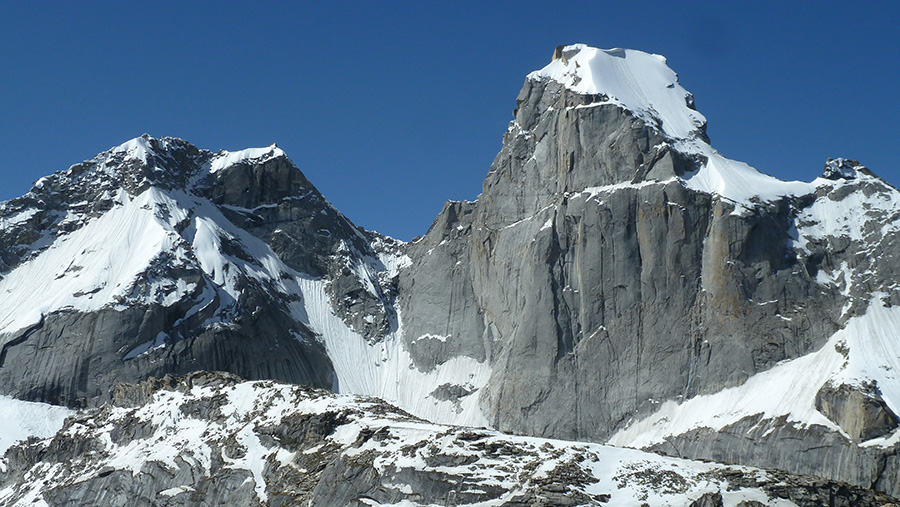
[398,77,842,441]
[816,382,899,442]
[395,59,900,494]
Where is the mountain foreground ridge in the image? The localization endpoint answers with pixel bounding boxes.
[2,44,900,504]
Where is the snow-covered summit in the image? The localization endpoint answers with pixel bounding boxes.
[109,134,156,162]
[526,44,825,208]
[17,136,297,205]
[101,135,200,167]
[528,44,707,140]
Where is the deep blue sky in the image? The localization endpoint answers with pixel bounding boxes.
[2,2,898,240]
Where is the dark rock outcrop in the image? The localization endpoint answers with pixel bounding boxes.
[816,382,899,441]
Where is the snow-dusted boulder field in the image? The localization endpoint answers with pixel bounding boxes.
[1,372,892,506]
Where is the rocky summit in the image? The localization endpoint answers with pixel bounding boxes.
[2,44,900,505]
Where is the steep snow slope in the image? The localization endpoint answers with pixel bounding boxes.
[297,275,492,427]
[0,396,72,455]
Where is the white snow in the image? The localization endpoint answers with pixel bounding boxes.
[224,424,269,503]
[0,396,73,454]
[209,144,285,173]
[295,275,492,428]
[795,174,900,251]
[411,333,451,343]
[0,208,38,230]
[111,136,154,163]
[0,374,830,506]
[676,139,815,209]
[830,296,900,415]
[159,486,195,497]
[579,177,677,199]
[123,331,168,360]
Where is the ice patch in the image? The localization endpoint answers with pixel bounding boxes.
[123,332,169,360]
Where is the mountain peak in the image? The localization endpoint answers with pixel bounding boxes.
[528,44,706,140]
[822,157,866,180]
[105,135,195,164]
[110,134,153,162]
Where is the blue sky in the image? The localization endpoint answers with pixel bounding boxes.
[2,2,898,240]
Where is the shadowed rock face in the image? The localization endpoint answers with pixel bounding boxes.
[0,303,331,409]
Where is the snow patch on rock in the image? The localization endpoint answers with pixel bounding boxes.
[609,296,900,449]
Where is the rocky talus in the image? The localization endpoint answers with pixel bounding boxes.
[1,372,895,507]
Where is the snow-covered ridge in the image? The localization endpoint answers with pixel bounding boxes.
[529,44,706,140]
[12,136,291,209]
[0,375,849,506]
[209,144,285,173]
[106,136,286,174]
